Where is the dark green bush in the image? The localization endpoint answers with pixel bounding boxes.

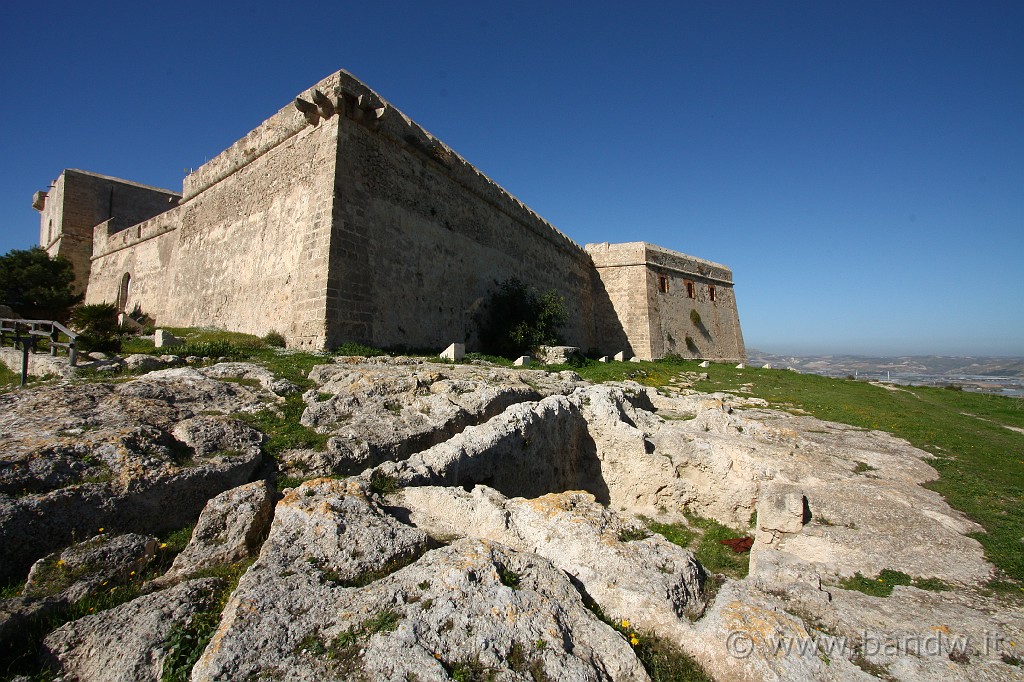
[476,278,567,358]
[689,309,702,326]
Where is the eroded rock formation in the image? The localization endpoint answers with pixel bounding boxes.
[1,357,1021,681]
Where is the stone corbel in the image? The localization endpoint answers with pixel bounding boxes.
[311,89,335,119]
[294,97,320,126]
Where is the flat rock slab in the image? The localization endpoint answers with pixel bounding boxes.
[288,358,582,476]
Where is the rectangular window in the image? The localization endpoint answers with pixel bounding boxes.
[685,280,695,299]
[658,275,669,293]
[709,284,717,302]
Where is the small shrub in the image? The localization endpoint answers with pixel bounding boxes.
[369,471,400,496]
[476,278,567,358]
[685,335,698,353]
[853,461,875,474]
[839,569,912,597]
[70,303,122,352]
[498,566,520,589]
[617,527,652,542]
[334,341,387,356]
[690,309,702,326]
[262,330,286,347]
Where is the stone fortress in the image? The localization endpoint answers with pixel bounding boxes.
[33,70,745,361]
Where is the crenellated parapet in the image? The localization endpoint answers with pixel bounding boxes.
[91,206,183,259]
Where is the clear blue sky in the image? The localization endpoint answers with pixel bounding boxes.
[1,1,1021,356]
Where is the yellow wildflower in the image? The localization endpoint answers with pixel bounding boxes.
[630,634,640,646]
[98,527,104,532]
[160,543,167,549]
[130,571,135,576]
[620,619,630,628]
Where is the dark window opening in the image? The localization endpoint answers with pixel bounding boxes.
[685,280,695,299]
[657,275,669,293]
[117,273,132,313]
[709,284,717,302]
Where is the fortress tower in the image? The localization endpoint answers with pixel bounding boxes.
[34,70,745,361]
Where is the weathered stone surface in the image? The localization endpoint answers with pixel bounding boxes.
[161,481,274,580]
[154,329,182,348]
[201,361,299,396]
[284,358,582,477]
[540,345,581,364]
[42,578,223,681]
[755,483,807,537]
[439,342,465,361]
[396,486,707,621]
[24,532,156,602]
[192,479,648,681]
[0,369,268,582]
[122,353,167,372]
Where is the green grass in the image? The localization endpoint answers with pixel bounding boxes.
[839,569,950,597]
[694,364,1024,584]
[640,517,696,548]
[160,558,254,682]
[235,395,330,458]
[580,595,713,681]
[638,513,750,579]
[682,513,751,579]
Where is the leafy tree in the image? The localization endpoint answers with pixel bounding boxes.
[476,278,568,358]
[0,247,82,321]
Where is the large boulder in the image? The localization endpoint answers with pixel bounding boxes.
[42,578,224,681]
[160,481,274,580]
[191,479,648,681]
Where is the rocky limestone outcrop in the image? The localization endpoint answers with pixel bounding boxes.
[0,365,270,582]
[192,478,648,681]
[281,357,582,477]
[159,481,274,582]
[2,357,1023,681]
[394,485,707,621]
[42,578,224,681]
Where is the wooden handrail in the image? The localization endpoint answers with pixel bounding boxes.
[0,318,80,375]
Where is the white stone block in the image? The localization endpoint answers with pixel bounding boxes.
[513,356,531,366]
[762,363,772,369]
[440,343,465,361]
[698,360,710,368]
[598,356,608,363]
[155,329,183,348]
[613,351,626,362]
[735,363,745,369]
[629,356,641,363]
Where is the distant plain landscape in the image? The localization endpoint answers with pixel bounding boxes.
[746,350,1024,397]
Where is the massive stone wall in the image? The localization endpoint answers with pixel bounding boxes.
[325,72,598,351]
[85,209,182,317]
[587,242,745,361]
[71,70,743,359]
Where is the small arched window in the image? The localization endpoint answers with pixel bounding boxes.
[117,273,132,313]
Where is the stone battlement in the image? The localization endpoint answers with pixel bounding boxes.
[91,207,182,259]
[586,241,734,284]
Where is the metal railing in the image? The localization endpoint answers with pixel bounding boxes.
[0,318,79,386]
